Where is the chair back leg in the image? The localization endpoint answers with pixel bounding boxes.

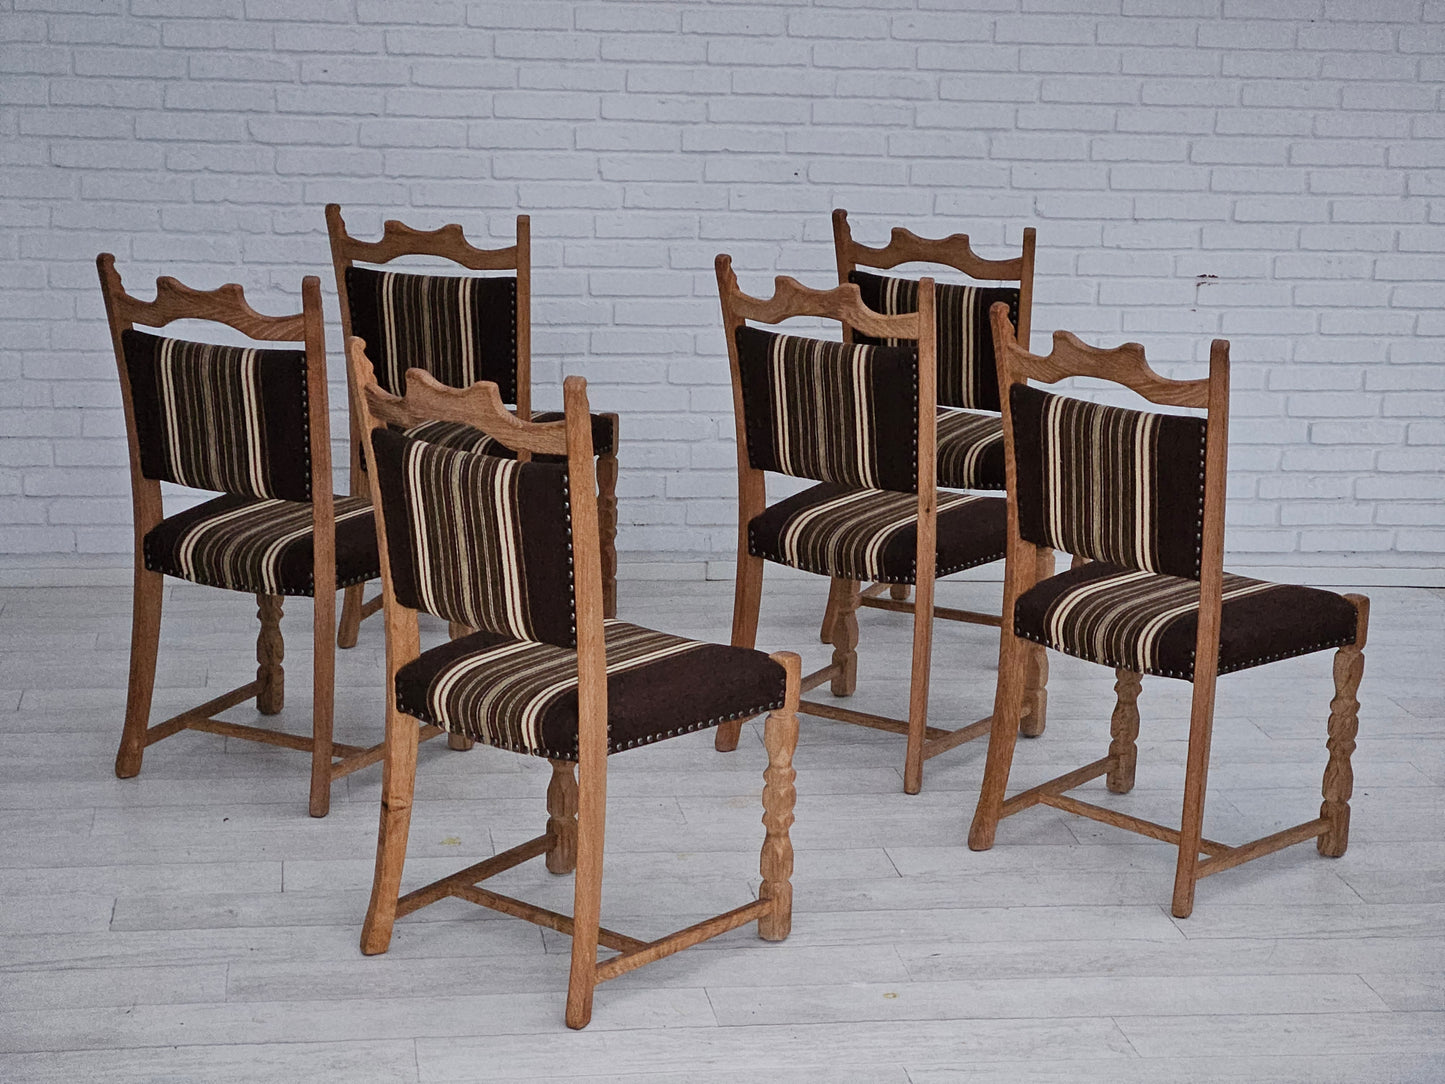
[1171,672,1220,919]
[716,551,766,752]
[309,588,336,818]
[565,757,607,1029]
[597,447,619,619]
[902,573,936,795]
[255,594,285,715]
[969,627,1031,850]
[338,583,365,648]
[759,653,800,941]
[360,701,421,955]
[117,566,165,778]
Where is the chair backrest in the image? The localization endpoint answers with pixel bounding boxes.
[833,208,1035,413]
[989,303,1230,585]
[715,256,936,498]
[326,205,532,415]
[347,338,598,653]
[96,255,333,539]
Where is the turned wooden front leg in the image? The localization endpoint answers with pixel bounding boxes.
[759,653,799,942]
[256,594,284,715]
[1319,603,1367,857]
[546,758,579,874]
[829,578,861,697]
[1108,668,1143,794]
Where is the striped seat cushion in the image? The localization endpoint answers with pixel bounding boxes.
[735,326,920,493]
[395,621,788,760]
[144,495,379,597]
[749,482,1006,585]
[1014,562,1359,681]
[344,266,518,402]
[850,270,1020,413]
[401,411,617,459]
[937,407,1005,490]
[122,329,312,502]
[1010,383,1208,580]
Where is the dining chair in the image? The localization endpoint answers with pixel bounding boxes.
[818,212,1046,738]
[325,205,621,649]
[348,339,800,1029]
[968,303,1370,917]
[96,255,433,817]
[711,256,1046,794]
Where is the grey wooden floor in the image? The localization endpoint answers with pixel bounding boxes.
[1,576,1442,1082]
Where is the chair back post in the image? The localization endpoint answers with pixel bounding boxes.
[96,254,164,545]
[1193,338,1233,681]
[562,373,607,781]
[831,209,858,345]
[990,303,1046,612]
[1017,227,1036,348]
[300,275,335,591]
[515,215,532,422]
[325,204,367,495]
[714,255,768,547]
[914,277,939,582]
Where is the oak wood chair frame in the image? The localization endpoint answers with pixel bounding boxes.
[967,304,1370,917]
[96,254,422,818]
[348,341,800,1030]
[711,256,1027,794]
[821,209,1051,742]
[325,205,621,647]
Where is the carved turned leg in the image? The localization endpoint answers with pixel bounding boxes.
[338,583,364,649]
[546,759,579,874]
[597,447,619,621]
[117,566,164,778]
[758,653,800,942]
[830,578,861,698]
[444,620,477,751]
[360,703,421,955]
[255,594,284,715]
[1319,598,1368,857]
[1107,668,1143,794]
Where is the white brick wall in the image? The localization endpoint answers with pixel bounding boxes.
[2,0,1443,585]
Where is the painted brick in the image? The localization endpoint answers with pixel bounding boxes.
[2,1,1443,576]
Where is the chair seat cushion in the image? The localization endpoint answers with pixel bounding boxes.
[1013,561,1360,681]
[937,408,1005,490]
[401,411,616,459]
[748,482,1006,585]
[395,621,788,759]
[144,494,379,597]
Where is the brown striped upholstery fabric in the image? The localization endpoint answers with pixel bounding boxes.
[401,411,616,460]
[369,426,576,648]
[937,407,1005,491]
[1009,384,1208,580]
[849,270,1019,413]
[395,620,788,760]
[143,494,379,597]
[344,266,518,402]
[122,329,312,502]
[1014,562,1359,681]
[735,326,919,494]
[749,482,1007,584]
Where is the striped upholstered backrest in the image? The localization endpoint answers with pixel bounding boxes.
[734,325,920,494]
[121,329,312,502]
[344,266,518,401]
[1009,383,1208,580]
[850,270,1019,413]
[368,426,576,647]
